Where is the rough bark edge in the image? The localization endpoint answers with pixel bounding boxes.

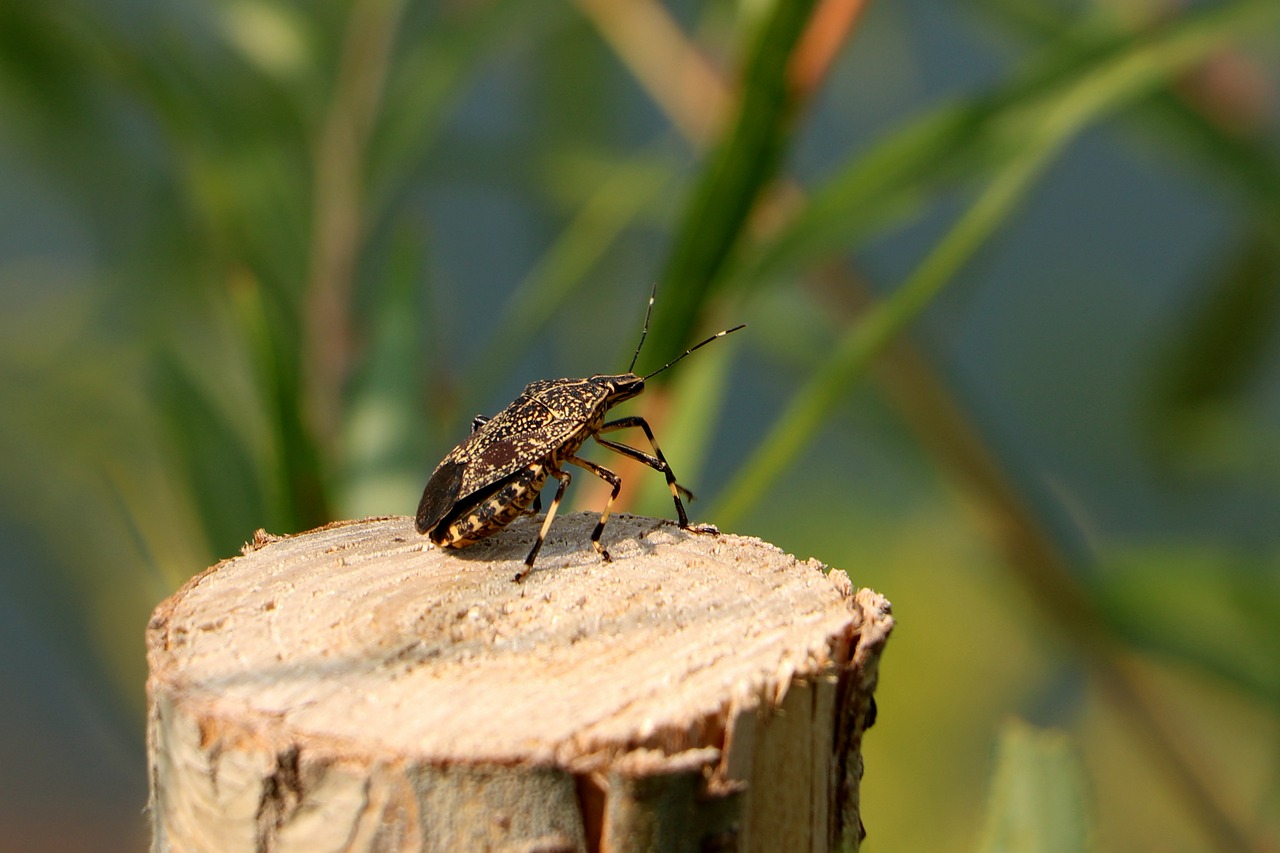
[831,584,894,851]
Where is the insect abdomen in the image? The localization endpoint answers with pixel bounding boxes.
[430,463,549,549]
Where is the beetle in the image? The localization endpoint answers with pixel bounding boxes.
[415,291,744,580]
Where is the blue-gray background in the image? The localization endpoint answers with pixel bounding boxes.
[2,0,1278,849]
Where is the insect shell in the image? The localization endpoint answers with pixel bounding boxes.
[416,294,744,581]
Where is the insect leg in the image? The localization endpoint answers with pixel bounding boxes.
[595,416,691,527]
[470,415,490,433]
[565,455,621,562]
[516,467,570,581]
[592,438,694,500]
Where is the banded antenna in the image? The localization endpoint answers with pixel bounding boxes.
[627,284,659,374]
[643,324,747,381]
[627,284,745,379]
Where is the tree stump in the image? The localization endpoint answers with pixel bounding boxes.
[146,513,893,852]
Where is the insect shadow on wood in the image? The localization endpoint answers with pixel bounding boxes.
[416,288,744,581]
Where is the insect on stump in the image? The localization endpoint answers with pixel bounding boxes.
[416,290,744,580]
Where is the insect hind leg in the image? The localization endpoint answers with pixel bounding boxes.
[516,468,570,581]
[595,416,691,527]
[565,455,621,562]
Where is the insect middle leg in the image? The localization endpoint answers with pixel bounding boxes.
[594,416,691,527]
[565,454,622,562]
[517,467,570,581]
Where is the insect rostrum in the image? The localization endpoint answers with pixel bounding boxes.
[416,295,744,581]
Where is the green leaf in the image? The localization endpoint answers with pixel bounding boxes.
[151,351,266,560]
[649,0,819,363]
[229,273,330,532]
[629,328,739,517]
[370,0,554,209]
[749,2,1280,286]
[977,720,1092,853]
[1144,232,1280,480]
[982,0,1280,235]
[462,149,680,400]
[1093,546,1280,703]
[338,225,431,518]
[715,0,1280,525]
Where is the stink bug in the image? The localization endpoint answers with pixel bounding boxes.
[416,291,744,580]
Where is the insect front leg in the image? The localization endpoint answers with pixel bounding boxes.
[565,455,621,562]
[595,416,691,527]
[516,467,570,581]
[594,438,694,500]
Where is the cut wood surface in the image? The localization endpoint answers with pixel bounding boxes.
[147,513,893,853]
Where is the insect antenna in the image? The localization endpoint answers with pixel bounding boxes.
[642,324,747,380]
[627,284,659,373]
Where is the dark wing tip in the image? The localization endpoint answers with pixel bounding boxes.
[416,458,466,534]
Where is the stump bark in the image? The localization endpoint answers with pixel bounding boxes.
[146,513,892,852]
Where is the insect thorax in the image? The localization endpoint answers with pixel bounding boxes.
[522,374,642,423]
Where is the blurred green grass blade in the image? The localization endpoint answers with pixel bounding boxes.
[1145,232,1280,478]
[151,353,266,560]
[106,13,312,268]
[747,2,1280,286]
[718,126,1052,525]
[463,150,679,401]
[339,225,430,518]
[982,0,1280,234]
[229,274,330,532]
[715,0,1280,526]
[978,720,1092,853]
[740,17,1127,286]
[742,102,991,287]
[1145,93,1280,234]
[1094,547,1280,703]
[371,0,551,207]
[649,0,818,362]
[629,334,739,518]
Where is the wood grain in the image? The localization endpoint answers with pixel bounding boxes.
[147,513,892,852]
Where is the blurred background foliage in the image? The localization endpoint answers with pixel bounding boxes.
[1,0,1278,849]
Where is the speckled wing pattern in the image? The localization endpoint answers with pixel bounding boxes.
[416,378,610,534]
